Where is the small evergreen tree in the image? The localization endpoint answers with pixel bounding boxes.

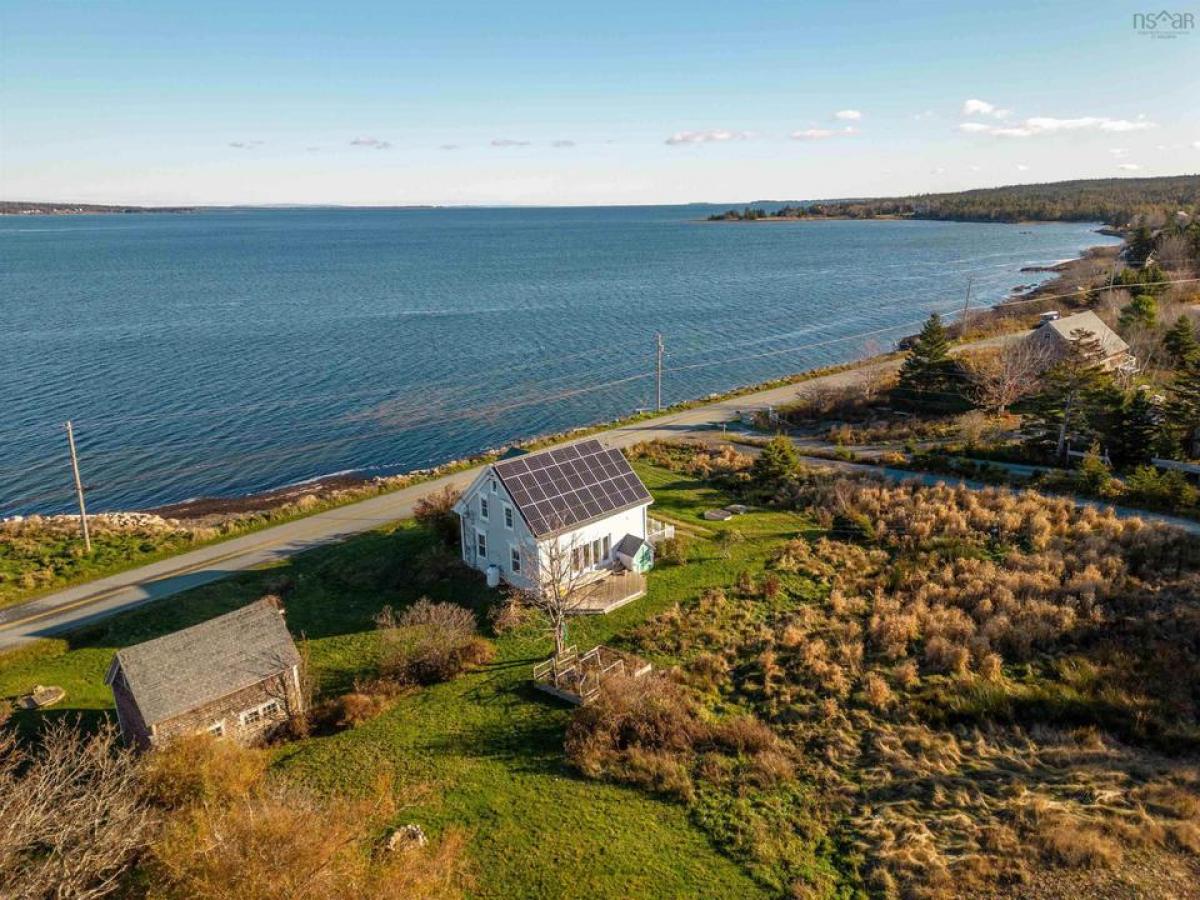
[751,435,800,492]
[1163,316,1200,367]
[1127,225,1155,265]
[1118,293,1158,331]
[1024,330,1113,459]
[1112,388,1165,465]
[894,313,957,409]
[1167,359,1200,458]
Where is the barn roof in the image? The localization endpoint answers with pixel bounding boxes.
[106,599,300,727]
[1037,311,1128,359]
[492,439,652,538]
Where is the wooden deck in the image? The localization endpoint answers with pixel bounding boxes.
[570,569,646,615]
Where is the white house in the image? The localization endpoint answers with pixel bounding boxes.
[453,440,663,605]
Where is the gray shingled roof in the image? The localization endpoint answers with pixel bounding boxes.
[615,534,648,558]
[107,599,300,726]
[493,439,652,538]
[1036,311,1129,359]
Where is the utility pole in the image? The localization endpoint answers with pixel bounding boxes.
[65,420,91,553]
[960,276,974,334]
[655,332,664,411]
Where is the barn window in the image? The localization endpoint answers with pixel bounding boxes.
[239,699,281,727]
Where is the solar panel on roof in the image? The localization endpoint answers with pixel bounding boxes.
[490,440,651,536]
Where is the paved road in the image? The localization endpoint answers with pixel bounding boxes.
[0,328,1114,652]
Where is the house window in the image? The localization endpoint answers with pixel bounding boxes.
[479,496,489,520]
[476,531,487,559]
[603,535,611,561]
[239,699,281,727]
[583,543,593,567]
[510,546,521,573]
[592,539,602,563]
[573,547,583,571]
[205,720,225,738]
[491,479,497,493]
[504,505,514,529]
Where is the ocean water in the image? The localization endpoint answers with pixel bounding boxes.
[0,207,1117,514]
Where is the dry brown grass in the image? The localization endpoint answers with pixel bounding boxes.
[627,465,1200,896]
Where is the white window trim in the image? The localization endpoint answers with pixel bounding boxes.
[510,544,521,573]
[239,698,281,727]
[479,495,489,520]
[204,719,226,737]
[504,504,514,529]
[476,529,488,560]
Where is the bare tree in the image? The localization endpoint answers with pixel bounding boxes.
[962,338,1052,414]
[515,527,601,658]
[0,719,157,899]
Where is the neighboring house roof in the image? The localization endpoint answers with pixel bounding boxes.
[1036,311,1129,359]
[492,439,652,538]
[105,599,300,727]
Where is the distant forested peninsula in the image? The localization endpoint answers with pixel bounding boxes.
[708,174,1200,227]
[0,201,195,215]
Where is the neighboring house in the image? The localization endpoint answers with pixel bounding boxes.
[105,598,304,749]
[453,440,666,604]
[1027,310,1133,371]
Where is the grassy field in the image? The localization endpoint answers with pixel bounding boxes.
[0,462,817,898]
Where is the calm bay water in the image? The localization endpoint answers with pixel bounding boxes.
[1,207,1117,514]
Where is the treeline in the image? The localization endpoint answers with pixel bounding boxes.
[708,174,1200,226]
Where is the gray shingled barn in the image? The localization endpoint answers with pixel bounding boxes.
[105,598,304,749]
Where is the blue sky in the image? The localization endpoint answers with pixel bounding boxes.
[1,0,1197,205]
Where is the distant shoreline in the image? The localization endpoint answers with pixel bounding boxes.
[0,201,195,216]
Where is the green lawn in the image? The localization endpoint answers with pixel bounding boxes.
[0,463,815,898]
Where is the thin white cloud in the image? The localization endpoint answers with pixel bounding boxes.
[665,129,752,145]
[968,164,982,172]
[790,126,857,140]
[959,116,1156,138]
[228,140,264,150]
[350,137,392,149]
[962,99,1010,119]
[551,139,576,148]
[1109,148,1128,157]
[1016,163,1030,171]
[1118,163,1142,171]
[439,144,460,150]
[1194,140,1200,150]
[491,138,531,147]
[834,109,862,121]
[913,109,936,121]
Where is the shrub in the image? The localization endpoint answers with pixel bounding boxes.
[488,594,536,634]
[760,572,782,599]
[657,534,690,566]
[862,672,894,710]
[378,599,493,685]
[413,485,463,547]
[0,720,156,899]
[142,733,268,810]
[564,675,706,800]
[146,777,466,899]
